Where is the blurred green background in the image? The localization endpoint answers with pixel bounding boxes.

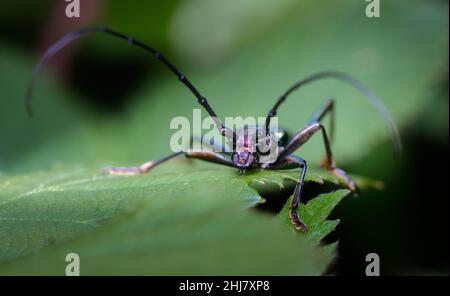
[0,0,448,275]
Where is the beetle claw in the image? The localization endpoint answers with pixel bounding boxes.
[103,166,141,176]
[289,208,308,232]
[330,167,357,191]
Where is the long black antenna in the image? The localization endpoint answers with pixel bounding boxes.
[26,26,234,138]
[264,71,402,156]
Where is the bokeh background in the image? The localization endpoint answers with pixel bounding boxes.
[0,0,448,275]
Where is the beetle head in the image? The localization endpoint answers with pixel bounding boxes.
[232,151,256,170]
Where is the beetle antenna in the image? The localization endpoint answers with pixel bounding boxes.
[265,71,402,157]
[26,27,234,137]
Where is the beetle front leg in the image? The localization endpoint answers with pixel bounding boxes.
[104,134,234,175]
[268,155,308,231]
[104,150,234,175]
[103,152,184,175]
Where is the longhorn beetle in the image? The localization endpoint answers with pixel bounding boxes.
[27,27,401,231]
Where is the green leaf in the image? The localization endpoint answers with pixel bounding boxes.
[0,166,347,275]
[278,189,351,244]
[0,196,332,275]
[0,166,247,263]
[0,164,355,263]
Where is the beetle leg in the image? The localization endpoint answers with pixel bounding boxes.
[104,150,234,175]
[268,155,308,231]
[104,152,183,175]
[104,135,233,175]
[185,151,235,167]
[279,99,356,191]
[307,97,335,144]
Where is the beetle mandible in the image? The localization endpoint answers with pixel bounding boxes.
[26,27,401,231]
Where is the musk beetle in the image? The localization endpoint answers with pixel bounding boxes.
[27,27,401,231]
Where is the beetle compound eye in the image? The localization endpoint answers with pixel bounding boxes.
[275,130,289,146]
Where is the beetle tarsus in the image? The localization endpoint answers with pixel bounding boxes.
[103,166,141,176]
[290,208,308,232]
[330,167,356,191]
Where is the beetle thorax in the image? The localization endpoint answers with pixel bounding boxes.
[235,126,260,152]
[231,126,281,169]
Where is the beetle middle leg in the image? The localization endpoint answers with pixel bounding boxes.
[279,98,356,191]
[267,155,308,231]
